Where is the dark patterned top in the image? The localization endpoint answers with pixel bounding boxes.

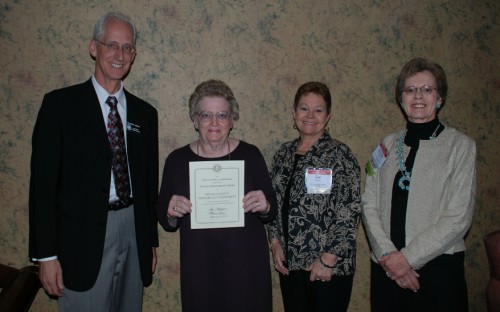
[267,133,361,275]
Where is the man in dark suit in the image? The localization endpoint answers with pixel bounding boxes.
[29,12,158,311]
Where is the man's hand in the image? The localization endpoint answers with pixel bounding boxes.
[39,259,64,297]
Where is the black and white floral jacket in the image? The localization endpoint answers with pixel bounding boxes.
[267,133,361,275]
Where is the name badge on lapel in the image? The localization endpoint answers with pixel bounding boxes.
[127,122,141,134]
[366,143,388,176]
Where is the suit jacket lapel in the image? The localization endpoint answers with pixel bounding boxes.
[80,79,112,153]
[124,89,140,172]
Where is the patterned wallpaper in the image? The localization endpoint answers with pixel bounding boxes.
[1,0,498,311]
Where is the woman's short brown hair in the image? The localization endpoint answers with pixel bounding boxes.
[395,57,448,108]
[293,81,332,114]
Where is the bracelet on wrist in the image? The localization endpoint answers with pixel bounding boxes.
[260,201,271,215]
[319,255,335,269]
[380,251,396,259]
[268,238,280,250]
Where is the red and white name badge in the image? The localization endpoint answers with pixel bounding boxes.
[366,143,388,176]
[305,168,333,194]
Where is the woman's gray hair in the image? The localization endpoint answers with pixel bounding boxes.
[188,79,240,121]
[92,12,137,44]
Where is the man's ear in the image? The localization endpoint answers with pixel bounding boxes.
[89,39,97,58]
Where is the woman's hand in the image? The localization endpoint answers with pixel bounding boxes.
[269,238,289,275]
[394,269,420,292]
[306,252,337,282]
[242,190,270,214]
[167,195,192,219]
[379,251,413,280]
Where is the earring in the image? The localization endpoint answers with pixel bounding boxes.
[293,123,298,130]
[436,103,441,110]
[324,126,330,134]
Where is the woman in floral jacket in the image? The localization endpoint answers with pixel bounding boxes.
[267,81,361,312]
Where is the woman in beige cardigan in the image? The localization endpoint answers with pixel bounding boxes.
[362,57,476,312]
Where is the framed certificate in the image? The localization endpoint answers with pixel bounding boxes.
[189,160,245,229]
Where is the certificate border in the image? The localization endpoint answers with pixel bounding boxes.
[189,160,245,229]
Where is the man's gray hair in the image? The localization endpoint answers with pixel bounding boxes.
[92,12,137,44]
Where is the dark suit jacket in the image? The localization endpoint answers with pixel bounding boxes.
[29,79,159,291]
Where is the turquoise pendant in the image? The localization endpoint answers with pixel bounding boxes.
[398,174,411,191]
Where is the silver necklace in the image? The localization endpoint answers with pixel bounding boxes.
[396,124,441,190]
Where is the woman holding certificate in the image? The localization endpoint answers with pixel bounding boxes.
[156,79,277,312]
[267,81,361,312]
[362,57,476,311]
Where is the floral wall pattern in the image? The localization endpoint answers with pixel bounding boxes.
[0,0,498,311]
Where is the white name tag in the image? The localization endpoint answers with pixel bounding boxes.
[366,143,388,176]
[305,168,333,194]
